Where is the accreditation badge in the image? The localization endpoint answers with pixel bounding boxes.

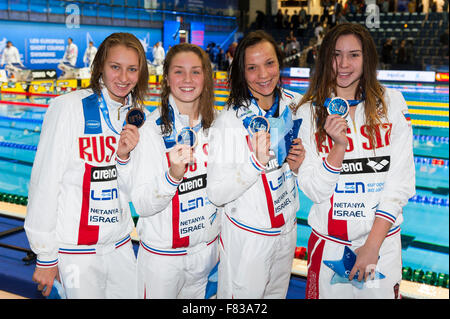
[326,97,350,117]
[125,107,145,128]
[176,127,198,148]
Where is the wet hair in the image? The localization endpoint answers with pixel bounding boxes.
[89,32,149,107]
[227,30,284,109]
[295,23,387,151]
[159,43,215,135]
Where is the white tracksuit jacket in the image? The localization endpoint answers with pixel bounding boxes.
[25,87,135,268]
[295,87,416,246]
[116,96,220,252]
[207,88,303,235]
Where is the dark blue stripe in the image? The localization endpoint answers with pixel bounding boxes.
[82,93,102,134]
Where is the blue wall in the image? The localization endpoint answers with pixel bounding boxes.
[0,20,161,70]
[0,19,236,71]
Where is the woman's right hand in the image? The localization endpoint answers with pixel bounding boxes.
[324,114,349,147]
[251,131,271,166]
[32,266,59,297]
[168,144,194,181]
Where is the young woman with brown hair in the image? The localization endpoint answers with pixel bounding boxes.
[206,30,305,298]
[116,43,219,299]
[295,23,415,299]
[25,32,149,298]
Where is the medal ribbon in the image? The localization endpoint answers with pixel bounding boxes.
[98,91,124,135]
[157,103,202,149]
[241,92,280,132]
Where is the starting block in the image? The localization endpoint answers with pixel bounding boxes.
[29,80,55,94]
[147,60,163,76]
[214,71,227,80]
[56,79,78,93]
[0,69,7,83]
[4,63,32,82]
[0,81,28,93]
[80,78,90,88]
[58,62,90,80]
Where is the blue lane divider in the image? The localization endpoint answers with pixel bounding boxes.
[413,135,449,144]
[0,116,43,125]
[0,141,37,151]
[414,156,449,167]
[1,143,448,168]
[409,194,449,207]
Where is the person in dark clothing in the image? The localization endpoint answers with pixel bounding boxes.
[381,38,393,69]
[405,40,415,66]
[395,39,407,64]
[276,9,283,29]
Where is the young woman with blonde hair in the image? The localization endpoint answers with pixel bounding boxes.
[26,32,149,298]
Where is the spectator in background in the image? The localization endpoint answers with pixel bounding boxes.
[255,10,266,30]
[408,0,416,13]
[207,42,220,70]
[291,10,300,32]
[276,9,283,29]
[440,28,449,56]
[442,0,448,26]
[306,40,317,73]
[224,41,237,72]
[62,37,78,67]
[381,38,394,69]
[335,0,343,16]
[83,41,97,68]
[285,32,300,57]
[389,0,395,12]
[299,6,307,24]
[416,0,423,13]
[283,9,290,29]
[217,46,224,70]
[0,41,22,67]
[336,11,349,24]
[227,41,237,60]
[322,0,330,21]
[381,0,390,13]
[285,37,294,57]
[152,41,165,66]
[287,48,300,67]
[430,0,437,12]
[395,39,407,65]
[349,0,357,14]
[314,22,324,39]
[224,50,233,71]
[405,39,415,66]
[298,18,308,37]
[317,31,325,46]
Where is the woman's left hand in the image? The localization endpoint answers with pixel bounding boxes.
[117,124,140,160]
[286,138,306,174]
[348,244,380,282]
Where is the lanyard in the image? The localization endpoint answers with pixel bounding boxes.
[169,104,202,133]
[242,93,280,132]
[158,103,202,149]
[249,92,280,118]
[98,91,125,135]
